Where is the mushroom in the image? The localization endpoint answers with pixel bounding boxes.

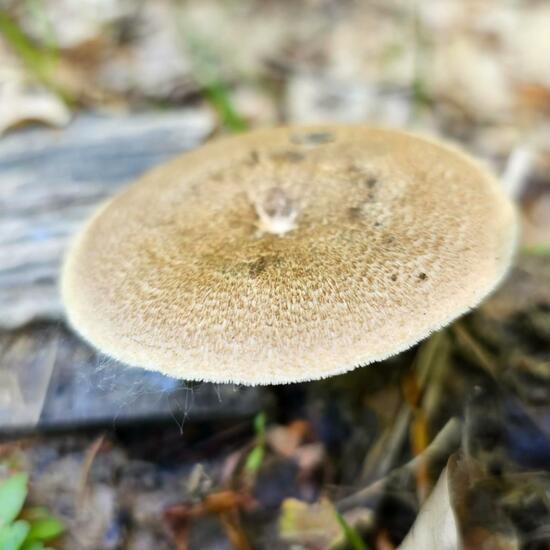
[61,125,518,385]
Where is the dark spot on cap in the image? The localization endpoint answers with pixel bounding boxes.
[347,206,363,221]
[290,131,334,146]
[348,166,379,192]
[391,274,398,282]
[418,272,427,281]
[249,256,268,278]
[272,150,305,163]
[374,221,382,228]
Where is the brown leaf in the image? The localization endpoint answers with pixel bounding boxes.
[201,490,254,515]
[165,491,254,550]
[376,529,397,550]
[164,505,191,550]
[411,411,431,503]
[447,455,520,550]
[266,420,310,457]
[517,84,550,115]
[400,453,520,550]
[219,510,252,550]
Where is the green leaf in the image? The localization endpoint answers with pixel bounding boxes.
[0,9,73,106]
[0,13,55,84]
[27,516,64,542]
[253,412,266,438]
[21,541,44,550]
[0,474,29,526]
[244,445,265,473]
[244,412,268,473]
[0,520,30,550]
[204,81,248,133]
[335,511,369,550]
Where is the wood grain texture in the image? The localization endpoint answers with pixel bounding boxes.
[0,111,262,429]
[0,110,214,328]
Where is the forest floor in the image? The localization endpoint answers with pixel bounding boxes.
[1,1,550,548]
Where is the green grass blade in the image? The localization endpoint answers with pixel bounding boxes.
[173,12,247,133]
[335,511,369,550]
[0,11,54,81]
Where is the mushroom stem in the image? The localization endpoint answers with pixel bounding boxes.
[255,187,297,236]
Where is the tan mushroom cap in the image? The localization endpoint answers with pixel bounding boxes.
[62,125,518,385]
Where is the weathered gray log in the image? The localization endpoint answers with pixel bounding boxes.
[0,111,264,430]
[0,110,214,328]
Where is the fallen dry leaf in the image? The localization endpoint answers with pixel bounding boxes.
[448,455,520,550]
[165,490,255,550]
[279,497,342,548]
[219,509,252,550]
[164,506,190,550]
[399,453,520,550]
[266,420,310,457]
[398,459,458,550]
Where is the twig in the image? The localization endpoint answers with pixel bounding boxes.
[451,323,498,378]
[360,405,411,483]
[77,434,105,507]
[339,418,462,513]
